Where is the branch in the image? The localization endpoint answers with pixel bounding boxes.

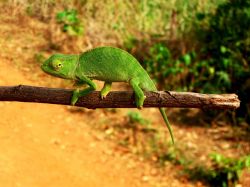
[0,85,240,110]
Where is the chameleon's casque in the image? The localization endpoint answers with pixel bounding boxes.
[41,46,174,143]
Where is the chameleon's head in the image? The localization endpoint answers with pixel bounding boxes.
[41,54,78,79]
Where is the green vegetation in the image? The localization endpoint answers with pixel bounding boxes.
[56,9,84,36]
[3,0,224,43]
[196,0,250,123]
[142,43,197,91]
[137,0,250,123]
[187,153,250,187]
[110,111,250,186]
[127,111,150,127]
[124,111,172,157]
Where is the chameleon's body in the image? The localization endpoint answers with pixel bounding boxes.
[41,46,174,143]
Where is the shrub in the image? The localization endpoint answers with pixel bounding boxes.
[141,0,250,123]
[187,153,250,187]
[56,9,84,36]
[196,0,250,123]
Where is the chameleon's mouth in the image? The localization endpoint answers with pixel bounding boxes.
[41,63,47,72]
[41,63,56,76]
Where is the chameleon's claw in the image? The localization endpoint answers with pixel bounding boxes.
[137,106,143,110]
[135,101,143,109]
[135,95,146,109]
[100,82,111,100]
[100,93,107,100]
[71,89,79,105]
[71,96,78,106]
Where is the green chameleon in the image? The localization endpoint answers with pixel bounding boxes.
[41,46,174,143]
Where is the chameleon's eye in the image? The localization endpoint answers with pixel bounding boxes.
[51,60,63,70]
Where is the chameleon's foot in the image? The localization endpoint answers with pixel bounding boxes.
[100,94,107,100]
[137,106,143,110]
[100,82,111,100]
[130,79,146,110]
[135,95,146,109]
[71,86,97,105]
[71,89,80,105]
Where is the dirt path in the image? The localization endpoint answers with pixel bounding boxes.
[0,54,193,186]
[0,61,145,187]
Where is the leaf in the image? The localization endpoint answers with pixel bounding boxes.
[220,46,227,54]
[210,153,222,163]
[222,58,230,68]
[196,13,206,21]
[56,11,67,22]
[182,54,192,66]
[245,156,250,167]
[216,71,231,87]
[208,67,215,75]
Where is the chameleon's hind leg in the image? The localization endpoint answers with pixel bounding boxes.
[130,79,146,109]
[100,81,112,99]
[71,77,97,105]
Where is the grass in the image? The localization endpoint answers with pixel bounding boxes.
[1,0,225,47]
[186,153,250,187]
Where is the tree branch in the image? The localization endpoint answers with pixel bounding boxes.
[0,85,240,110]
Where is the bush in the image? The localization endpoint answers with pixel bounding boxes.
[187,153,250,187]
[56,9,84,36]
[141,0,250,123]
[196,0,250,123]
[142,43,197,91]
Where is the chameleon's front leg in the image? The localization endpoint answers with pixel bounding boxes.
[100,82,112,99]
[130,79,146,109]
[71,77,97,105]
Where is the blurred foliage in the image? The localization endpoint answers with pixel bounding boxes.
[127,111,150,127]
[187,153,250,187]
[196,0,250,123]
[34,52,46,64]
[56,9,84,36]
[2,0,224,45]
[160,148,250,186]
[142,43,197,91]
[137,0,250,123]
[124,111,172,157]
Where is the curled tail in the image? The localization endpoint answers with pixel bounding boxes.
[159,108,174,144]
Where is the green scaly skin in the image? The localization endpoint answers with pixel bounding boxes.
[41,46,174,144]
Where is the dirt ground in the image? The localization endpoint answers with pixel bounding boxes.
[0,13,194,187]
[0,61,182,187]
[0,10,249,187]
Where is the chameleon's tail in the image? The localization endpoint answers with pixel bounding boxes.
[159,108,174,144]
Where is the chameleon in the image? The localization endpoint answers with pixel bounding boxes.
[41,46,174,144]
